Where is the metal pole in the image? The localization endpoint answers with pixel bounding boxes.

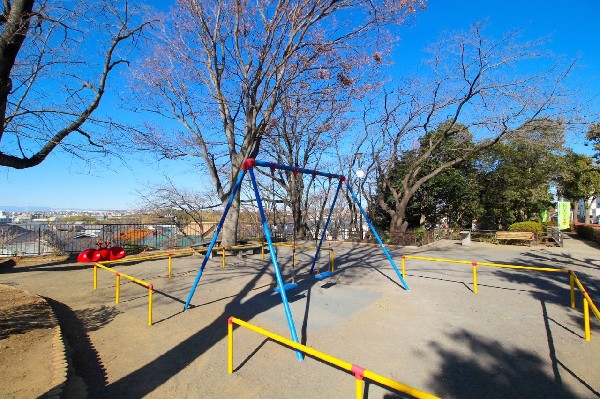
[248,167,303,361]
[570,271,576,308]
[584,296,591,341]
[228,317,234,373]
[183,167,248,310]
[345,181,410,291]
[309,179,344,274]
[472,262,478,294]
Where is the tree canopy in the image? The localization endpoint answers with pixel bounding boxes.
[0,0,150,169]
[130,0,424,245]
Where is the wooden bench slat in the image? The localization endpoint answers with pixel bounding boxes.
[495,231,535,246]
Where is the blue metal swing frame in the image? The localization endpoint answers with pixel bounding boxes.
[183,158,410,361]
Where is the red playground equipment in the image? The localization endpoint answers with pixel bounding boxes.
[77,241,126,263]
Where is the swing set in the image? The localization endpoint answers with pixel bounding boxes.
[183,158,409,360]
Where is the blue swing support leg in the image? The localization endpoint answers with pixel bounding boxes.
[345,182,410,291]
[248,167,304,361]
[183,168,248,311]
[310,178,343,276]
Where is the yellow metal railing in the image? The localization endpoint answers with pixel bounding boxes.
[268,242,335,273]
[227,317,440,399]
[93,250,202,325]
[570,271,600,341]
[215,241,335,273]
[401,255,600,341]
[94,262,154,325]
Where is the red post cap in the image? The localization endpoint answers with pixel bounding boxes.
[242,158,256,171]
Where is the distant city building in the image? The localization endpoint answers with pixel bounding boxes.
[0,211,10,224]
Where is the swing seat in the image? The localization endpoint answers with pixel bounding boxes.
[274,283,298,293]
[314,271,334,280]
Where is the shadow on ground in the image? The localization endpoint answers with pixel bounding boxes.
[426,328,579,399]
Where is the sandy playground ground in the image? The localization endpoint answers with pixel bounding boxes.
[1,234,600,398]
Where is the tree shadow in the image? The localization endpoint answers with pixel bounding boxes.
[97,259,323,398]
[0,260,91,274]
[0,297,55,339]
[426,329,579,399]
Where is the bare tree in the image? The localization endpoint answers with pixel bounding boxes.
[0,0,151,169]
[368,24,574,236]
[136,177,220,238]
[130,0,424,246]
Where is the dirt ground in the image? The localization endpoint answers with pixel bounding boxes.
[1,235,599,398]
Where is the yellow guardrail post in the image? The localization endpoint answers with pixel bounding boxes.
[222,246,226,269]
[401,256,406,280]
[93,263,98,290]
[330,247,335,272]
[115,273,120,304]
[352,365,365,399]
[574,275,600,321]
[584,295,591,341]
[472,262,478,294]
[148,284,153,326]
[228,317,234,374]
[569,271,576,309]
[261,242,265,261]
[293,245,296,269]
[168,253,173,278]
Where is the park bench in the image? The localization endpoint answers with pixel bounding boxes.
[495,231,535,246]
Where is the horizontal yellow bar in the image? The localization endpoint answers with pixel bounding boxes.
[272,243,331,251]
[221,243,264,249]
[230,317,439,399]
[99,250,200,265]
[95,262,150,288]
[404,255,566,273]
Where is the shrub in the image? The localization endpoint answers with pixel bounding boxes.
[573,223,600,244]
[507,221,543,233]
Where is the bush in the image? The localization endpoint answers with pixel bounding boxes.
[573,223,600,244]
[507,221,543,233]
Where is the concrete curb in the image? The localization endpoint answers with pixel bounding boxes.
[45,307,68,399]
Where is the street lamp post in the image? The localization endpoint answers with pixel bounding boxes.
[355,152,365,241]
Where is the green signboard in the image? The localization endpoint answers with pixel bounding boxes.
[558,201,571,230]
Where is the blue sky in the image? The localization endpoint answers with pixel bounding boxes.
[1,0,599,210]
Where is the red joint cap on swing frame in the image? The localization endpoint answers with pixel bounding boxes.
[242,158,256,171]
[270,164,276,172]
[228,316,233,325]
[340,176,347,183]
[294,167,299,176]
[472,261,477,266]
[148,284,154,291]
[351,364,366,380]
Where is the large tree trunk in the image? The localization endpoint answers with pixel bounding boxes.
[221,190,241,247]
[584,198,593,224]
[389,198,410,238]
